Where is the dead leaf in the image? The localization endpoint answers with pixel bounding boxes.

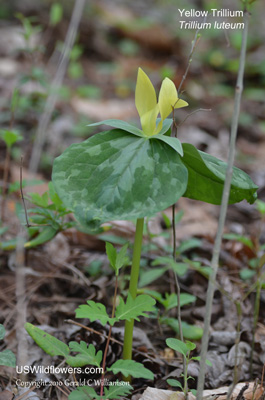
[140,383,264,400]
[0,390,14,400]
[163,198,217,241]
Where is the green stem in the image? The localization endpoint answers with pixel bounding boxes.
[123,217,144,362]
[100,276,119,399]
[183,354,189,398]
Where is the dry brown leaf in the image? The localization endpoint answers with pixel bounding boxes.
[0,390,14,400]
[163,198,217,241]
[140,383,264,400]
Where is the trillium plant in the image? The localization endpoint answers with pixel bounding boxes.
[52,68,257,368]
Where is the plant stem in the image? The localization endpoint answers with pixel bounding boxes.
[100,276,119,399]
[1,148,10,222]
[172,205,187,397]
[250,278,261,377]
[227,301,242,400]
[196,10,249,400]
[123,217,144,363]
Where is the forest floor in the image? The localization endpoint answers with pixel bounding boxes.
[0,1,265,399]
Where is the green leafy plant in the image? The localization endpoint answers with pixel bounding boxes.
[16,13,43,54]
[137,254,203,340]
[52,68,258,373]
[25,243,154,399]
[0,182,74,251]
[166,338,211,397]
[0,324,16,368]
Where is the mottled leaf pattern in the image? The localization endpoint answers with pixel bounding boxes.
[52,129,188,229]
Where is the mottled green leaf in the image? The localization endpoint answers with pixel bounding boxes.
[25,323,69,357]
[115,294,156,321]
[0,349,16,367]
[75,300,115,325]
[52,129,188,229]
[182,143,258,205]
[108,360,154,379]
[66,342,102,367]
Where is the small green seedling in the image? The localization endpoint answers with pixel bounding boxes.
[0,182,74,251]
[0,324,16,368]
[52,68,258,372]
[49,2,63,26]
[26,243,155,399]
[166,338,211,396]
[16,13,43,54]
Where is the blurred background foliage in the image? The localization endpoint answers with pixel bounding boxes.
[0,0,264,178]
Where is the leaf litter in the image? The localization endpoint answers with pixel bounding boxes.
[0,0,265,398]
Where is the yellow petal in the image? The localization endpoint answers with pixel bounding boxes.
[141,104,160,136]
[135,68,159,135]
[158,78,188,122]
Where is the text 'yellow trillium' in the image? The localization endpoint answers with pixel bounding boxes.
[135,68,188,137]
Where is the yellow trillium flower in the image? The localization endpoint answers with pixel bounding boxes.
[135,68,188,137]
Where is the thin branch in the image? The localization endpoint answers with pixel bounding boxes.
[29,0,86,173]
[178,108,212,128]
[178,22,203,93]
[100,275,119,398]
[196,10,250,400]
[20,156,30,228]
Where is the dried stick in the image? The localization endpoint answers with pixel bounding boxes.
[196,10,250,400]
[20,156,30,228]
[29,0,86,173]
[15,227,28,382]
